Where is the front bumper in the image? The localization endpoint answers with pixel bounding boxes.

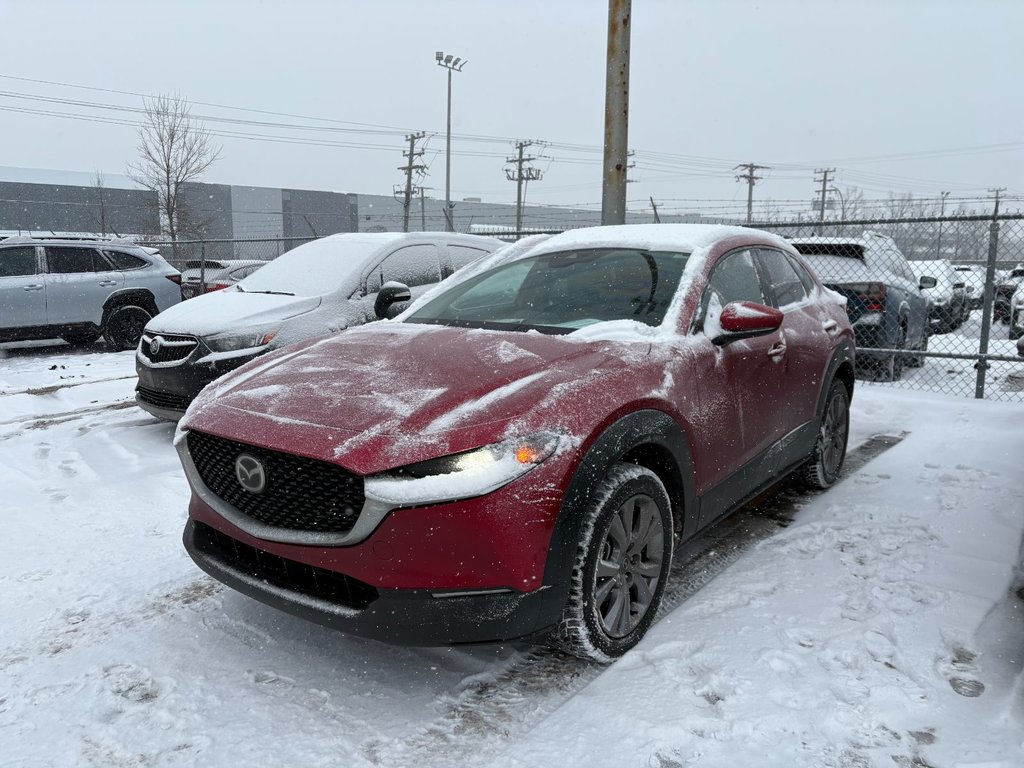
[179,429,576,644]
[183,519,555,645]
[136,346,263,420]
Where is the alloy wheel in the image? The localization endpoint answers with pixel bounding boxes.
[593,493,665,639]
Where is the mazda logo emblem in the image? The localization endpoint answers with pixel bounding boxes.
[150,335,162,355]
[235,453,266,494]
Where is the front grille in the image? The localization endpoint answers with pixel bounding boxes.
[187,430,365,534]
[192,521,378,609]
[139,332,198,364]
[137,385,191,411]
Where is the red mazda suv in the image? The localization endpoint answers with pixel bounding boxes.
[178,225,855,661]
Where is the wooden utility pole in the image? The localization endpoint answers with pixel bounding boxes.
[398,132,426,232]
[814,168,835,234]
[506,140,543,234]
[734,163,768,224]
[601,0,631,225]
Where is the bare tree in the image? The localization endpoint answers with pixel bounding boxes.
[91,170,108,235]
[127,94,220,242]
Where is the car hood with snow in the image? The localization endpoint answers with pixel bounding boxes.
[146,289,322,338]
[182,321,647,475]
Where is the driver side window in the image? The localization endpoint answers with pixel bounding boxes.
[695,249,764,330]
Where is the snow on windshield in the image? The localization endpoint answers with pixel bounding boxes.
[238,236,385,296]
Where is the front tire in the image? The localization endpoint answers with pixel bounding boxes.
[801,380,850,490]
[103,305,152,351]
[553,463,673,663]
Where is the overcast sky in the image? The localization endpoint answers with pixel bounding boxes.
[1,0,1022,218]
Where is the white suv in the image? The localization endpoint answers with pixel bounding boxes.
[0,237,182,350]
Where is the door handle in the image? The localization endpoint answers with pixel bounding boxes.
[821,319,839,335]
[98,280,119,287]
[22,284,44,291]
[767,340,787,359]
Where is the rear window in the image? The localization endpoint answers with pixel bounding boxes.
[790,242,866,260]
[104,249,148,270]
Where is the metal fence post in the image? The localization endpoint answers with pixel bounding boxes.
[974,215,1001,399]
[200,242,207,294]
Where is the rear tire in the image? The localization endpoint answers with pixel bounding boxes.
[103,305,152,351]
[552,463,673,663]
[801,380,850,490]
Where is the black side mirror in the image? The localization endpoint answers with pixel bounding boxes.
[919,276,937,290]
[374,281,412,319]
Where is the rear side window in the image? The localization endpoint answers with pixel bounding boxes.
[45,246,106,274]
[367,244,442,292]
[0,246,38,277]
[448,245,489,270]
[758,249,808,308]
[104,249,148,270]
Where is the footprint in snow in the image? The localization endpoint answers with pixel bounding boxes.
[937,644,986,698]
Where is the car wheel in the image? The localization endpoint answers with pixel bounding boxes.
[800,380,850,490]
[61,331,101,347]
[553,463,673,663]
[103,305,152,351]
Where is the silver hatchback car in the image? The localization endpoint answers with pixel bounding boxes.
[0,236,182,350]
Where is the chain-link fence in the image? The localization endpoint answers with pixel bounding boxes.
[141,236,314,299]
[142,219,1024,402]
[476,215,1024,403]
[750,213,1024,403]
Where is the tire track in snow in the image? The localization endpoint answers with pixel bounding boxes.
[0,399,138,433]
[0,374,135,398]
[366,433,908,768]
[0,577,223,671]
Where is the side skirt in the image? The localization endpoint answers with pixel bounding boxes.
[694,421,817,532]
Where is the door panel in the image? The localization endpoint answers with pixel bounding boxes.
[43,247,123,326]
[0,246,47,328]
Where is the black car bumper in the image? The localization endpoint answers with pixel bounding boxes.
[182,519,556,646]
[136,350,261,420]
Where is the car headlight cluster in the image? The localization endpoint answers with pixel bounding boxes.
[204,329,278,353]
[364,431,564,506]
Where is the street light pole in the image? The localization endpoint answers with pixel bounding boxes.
[436,51,465,232]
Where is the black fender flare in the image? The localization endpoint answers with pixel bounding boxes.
[535,409,697,629]
[816,340,856,417]
[102,289,158,325]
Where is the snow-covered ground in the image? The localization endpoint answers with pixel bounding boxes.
[0,341,1021,768]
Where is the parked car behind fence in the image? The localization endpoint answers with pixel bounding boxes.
[180,259,269,299]
[913,259,968,334]
[789,232,931,381]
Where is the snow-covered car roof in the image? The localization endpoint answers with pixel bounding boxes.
[530,223,788,255]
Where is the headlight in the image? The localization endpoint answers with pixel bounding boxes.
[204,329,278,353]
[364,431,564,506]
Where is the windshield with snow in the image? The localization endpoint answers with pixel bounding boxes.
[236,238,382,297]
[405,247,689,334]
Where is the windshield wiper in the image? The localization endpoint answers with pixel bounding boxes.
[246,290,295,296]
